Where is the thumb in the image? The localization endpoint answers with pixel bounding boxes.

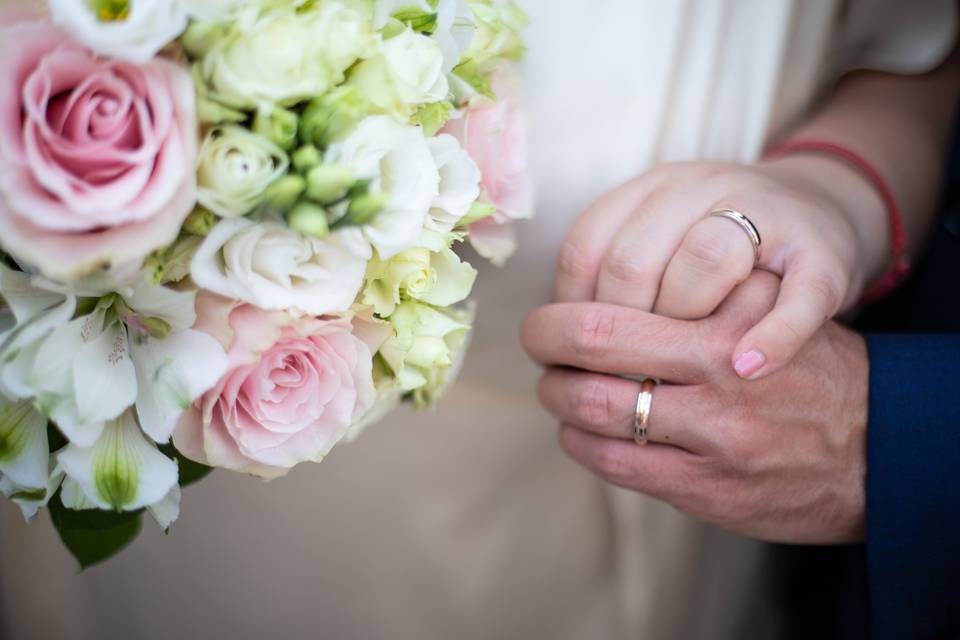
[710,270,781,337]
[731,260,846,379]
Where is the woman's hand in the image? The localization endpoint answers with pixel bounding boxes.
[523,272,870,544]
[554,158,888,379]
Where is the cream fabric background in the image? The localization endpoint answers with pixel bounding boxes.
[0,1,955,639]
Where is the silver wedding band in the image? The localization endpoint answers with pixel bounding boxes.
[709,209,762,266]
[634,379,656,446]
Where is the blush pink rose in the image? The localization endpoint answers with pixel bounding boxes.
[173,294,390,479]
[443,65,534,265]
[0,20,197,281]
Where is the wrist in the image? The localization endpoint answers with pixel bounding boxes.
[759,154,891,297]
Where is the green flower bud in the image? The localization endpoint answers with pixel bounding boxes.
[140,316,173,340]
[192,65,246,124]
[458,201,497,226]
[393,9,439,34]
[300,86,369,147]
[263,174,307,211]
[181,21,226,59]
[144,234,203,284]
[197,98,247,125]
[305,165,355,203]
[287,202,330,238]
[183,207,217,236]
[292,145,323,174]
[411,101,453,137]
[344,191,388,226]
[254,107,299,151]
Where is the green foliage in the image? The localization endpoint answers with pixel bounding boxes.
[48,494,143,570]
[159,442,214,487]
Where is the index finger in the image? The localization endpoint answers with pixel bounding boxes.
[553,179,656,303]
[521,302,709,384]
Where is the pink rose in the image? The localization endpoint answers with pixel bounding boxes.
[443,65,534,265]
[0,20,197,281]
[174,294,390,479]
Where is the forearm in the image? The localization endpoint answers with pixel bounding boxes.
[761,49,960,289]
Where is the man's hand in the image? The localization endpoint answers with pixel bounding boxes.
[522,273,869,544]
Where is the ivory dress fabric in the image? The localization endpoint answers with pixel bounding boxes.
[0,2,954,639]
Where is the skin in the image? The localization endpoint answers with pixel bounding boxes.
[554,52,960,380]
[523,273,869,545]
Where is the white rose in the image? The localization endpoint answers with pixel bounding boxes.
[191,218,372,316]
[325,116,439,259]
[196,126,289,218]
[350,29,449,118]
[426,134,481,232]
[201,3,375,108]
[374,0,475,73]
[48,0,188,63]
[177,0,246,21]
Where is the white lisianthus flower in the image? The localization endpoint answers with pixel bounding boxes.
[177,0,245,21]
[362,238,477,317]
[191,218,372,316]
[57,410,178,513]
[0,268,229,447]
[350,29,449,118]
[197,126,289,218]
[379,300,471,399]
[326,116,440,258]
[201,2,375,109]
[374,0,476,73]
[48,0,188,63]
[426,134,481,232]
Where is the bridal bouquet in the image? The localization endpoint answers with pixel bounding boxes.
[0,0,530,567]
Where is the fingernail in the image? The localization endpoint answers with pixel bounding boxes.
[733,349,765,379]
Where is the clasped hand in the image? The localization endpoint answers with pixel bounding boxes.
[523,162,875,544]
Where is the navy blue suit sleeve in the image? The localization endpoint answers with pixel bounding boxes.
[866,334,960,639]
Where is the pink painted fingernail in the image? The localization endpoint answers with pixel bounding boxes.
[734,349,766,379]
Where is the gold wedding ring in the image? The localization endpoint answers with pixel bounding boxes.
[709,209,762,266]
[634,379,656,446]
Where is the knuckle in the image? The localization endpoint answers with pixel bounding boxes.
[595,443,636,480]
[801,269,844,315]
[681,225,737,277]
[574,378,614,426]
[770,314,806,347]
[557,240,596,283]
[568,307,618,358]
[602,245,653,284]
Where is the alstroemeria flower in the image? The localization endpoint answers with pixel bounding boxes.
[58,409,178,514]
[0,268,228,447]
[0,394,51,492]
[0,454,64,522]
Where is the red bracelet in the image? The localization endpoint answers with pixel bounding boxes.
[764,139,910,304]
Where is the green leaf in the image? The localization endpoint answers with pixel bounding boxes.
[48,493,143,570]
[158,443,214,487]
